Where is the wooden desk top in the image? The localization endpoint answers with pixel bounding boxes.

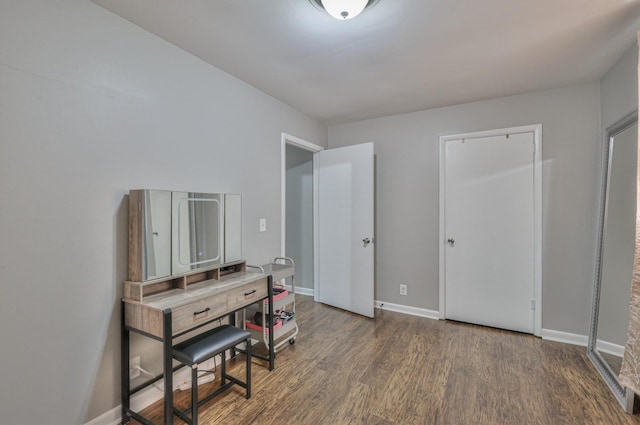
[123,263,269,338]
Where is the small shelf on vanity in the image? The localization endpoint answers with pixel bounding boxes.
[124,260,247,303]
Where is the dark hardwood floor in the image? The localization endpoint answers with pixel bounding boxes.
[131,295,640,424]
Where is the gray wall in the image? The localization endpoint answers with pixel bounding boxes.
[0,1,326,423]
[597,42,639,347]
[285,145,314,290]
[601,43,639,128]
[328,82,602,336]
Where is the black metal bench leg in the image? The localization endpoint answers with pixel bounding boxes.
[221,350,226,386]
[191,365,198,425]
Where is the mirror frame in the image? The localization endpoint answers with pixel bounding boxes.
[588,108,638,413]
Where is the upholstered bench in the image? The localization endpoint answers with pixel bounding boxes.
[172,325,252,425]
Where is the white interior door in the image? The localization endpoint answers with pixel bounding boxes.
[315,142,374,318]
[443,132,535,333]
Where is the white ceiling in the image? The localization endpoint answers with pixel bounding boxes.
[92,0,640,125]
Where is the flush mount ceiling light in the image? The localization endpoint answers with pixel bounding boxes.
[310,0,379,20]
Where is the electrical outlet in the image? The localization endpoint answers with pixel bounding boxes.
[399,284,407,296]
[130,356,141,380]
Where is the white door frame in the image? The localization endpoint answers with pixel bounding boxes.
[438,124,542,336]
[281,133,324,299]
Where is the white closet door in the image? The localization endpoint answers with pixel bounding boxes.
[444,132,535,333]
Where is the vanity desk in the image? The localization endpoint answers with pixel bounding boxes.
[120,260,275,425]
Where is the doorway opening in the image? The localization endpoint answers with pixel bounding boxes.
[281,133,323,297]
[281,134,375,317]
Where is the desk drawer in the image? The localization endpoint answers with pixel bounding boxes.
[172,293,228,335]
[227,279,268,310]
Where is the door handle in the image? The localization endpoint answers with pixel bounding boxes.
[362,237,373,247]
[447,238,455,247]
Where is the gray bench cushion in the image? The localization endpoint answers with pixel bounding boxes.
[173,325,251,365]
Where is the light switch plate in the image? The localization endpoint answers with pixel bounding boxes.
[259,218,267,232]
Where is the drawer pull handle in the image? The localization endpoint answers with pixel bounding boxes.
[193,307,211,316]
[244,289,257,297]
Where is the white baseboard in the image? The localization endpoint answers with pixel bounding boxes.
[369,310,590,348]
[596,339,625,357]
[84,372,184,425]
[374,300,439,320]
[284,284,314,297]
[85,405,121,425]
[85,358,218,425]
[541,328,588,346]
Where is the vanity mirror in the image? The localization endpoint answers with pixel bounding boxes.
[128,189,242,282]
[588,109,638,412]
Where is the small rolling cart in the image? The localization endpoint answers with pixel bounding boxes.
[246,257,298,352]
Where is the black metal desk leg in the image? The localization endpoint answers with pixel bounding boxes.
[163,309,174,425]
[121,300,131,424]
[268,275,275,371]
